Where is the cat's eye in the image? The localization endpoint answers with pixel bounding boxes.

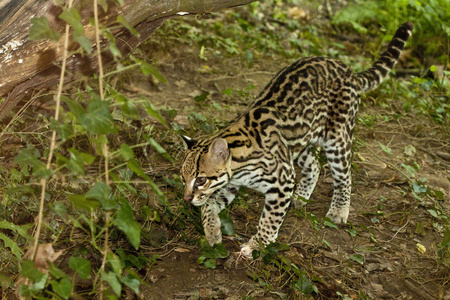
[194,177,207,187]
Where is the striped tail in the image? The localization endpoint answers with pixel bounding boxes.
[357,22,413,92]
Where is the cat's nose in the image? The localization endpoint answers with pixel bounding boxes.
[184,194,194,202]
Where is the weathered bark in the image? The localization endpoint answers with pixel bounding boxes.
[0,0,256,121]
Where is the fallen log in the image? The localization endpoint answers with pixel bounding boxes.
[0,0,256,121]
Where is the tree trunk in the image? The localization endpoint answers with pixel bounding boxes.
[0,0,256,121]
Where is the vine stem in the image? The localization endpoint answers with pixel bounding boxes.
[93,1,110,298]
[31,0,73,261]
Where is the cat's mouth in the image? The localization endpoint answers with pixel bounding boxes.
[191,197,208,206]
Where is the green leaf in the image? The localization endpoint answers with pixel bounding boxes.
[51,277,72,299]
[213,243,229,258]
[86,182,117,210]
[349,254,364,265]
[72,30,92,52]
[403,145,416,157]
[109,43,122,58]
[69,256,91,279]
[49,263,68,280]
[67,194,100,210]
[430,65,437,72]
[433,189,444,200]
[441,228,450,247]
[98,0,108,11]
[194,92,208,104]
[63,96,85,119]
[219,211,235,236]
[145,102,168,128]
[29,17,61,41]
[117,15,139,36]
[0,233,23,259]
[378,142,392,155]
[127,159,146,178]
[412,182,427,194]
[107,252,122,275]
[114,198,141,249]
[112,91,138,117]
[292,272,317,295]
[199,45,207,60]
[19,273,48,296]
[148,138,173,163]
[120,274,140,294]
[221,88,234,96]
[67,148,86,175]
[120,144,135,160]
[14,148,51,179]
[322,239,331,248]
[0,220,33,240]
[0,273,12,289]
[139,62,167,83]
[59,8,84,33]
[323,217,338,229]
[101,271,121,295]
[401,163,415,177]
[21,260,45,283]
[427,209,445,219]
[50,119,73,141]
[92,134,109,156]
[79,99,115,134]
[203,258,216,269]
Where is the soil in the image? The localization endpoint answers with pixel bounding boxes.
[1,3,449,300]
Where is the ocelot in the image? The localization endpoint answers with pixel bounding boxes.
[180,22,413,256]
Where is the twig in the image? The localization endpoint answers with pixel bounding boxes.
[31,0,73,261]
[94,1,104,102]
[93,1,110,299]
[99,212,110,298]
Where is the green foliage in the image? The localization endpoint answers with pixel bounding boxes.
[29,17,61,41]
[249,243,319,297]
[150,2,329,63]
[114,198,141,250]
[59,7,92,52]
[198,239,229,269]
[69,256,92,279]
[1,3,178,298]
[332,0,449,63]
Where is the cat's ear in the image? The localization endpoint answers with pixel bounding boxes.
[181,135,196,150]
[208,138,229,162]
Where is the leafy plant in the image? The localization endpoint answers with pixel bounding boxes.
[0,1,176,298]
[332,0,449,62]
[197,239,229,269]
[248,243,319,297]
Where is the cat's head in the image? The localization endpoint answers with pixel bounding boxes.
[180,136,231,206]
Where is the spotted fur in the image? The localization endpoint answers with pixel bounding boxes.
[180,22,413,256]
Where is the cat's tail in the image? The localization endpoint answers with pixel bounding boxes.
[356,22,413,92]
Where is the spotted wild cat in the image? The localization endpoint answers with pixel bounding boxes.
[180,22,413,256]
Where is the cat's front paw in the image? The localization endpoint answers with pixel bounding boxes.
[240,239,259,258]
[326,207,349,224]
[205,226,222,246]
